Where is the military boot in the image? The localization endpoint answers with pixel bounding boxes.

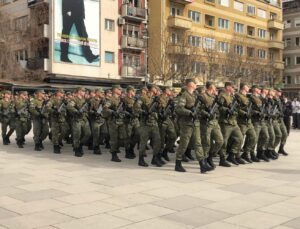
[265,150,276,160]
[74,148,83,157]
[271,150,279,160]
[151,155,162,167]
[111,152,121,162]
[162,148,170,161]
[207,156,216,169]
[79,145,84,156]
[129,145,136,159]
[182,154,189,162]
[125,148,135,159]
[6,136,11,144]
[199,160,210,173]
[17,140,24,148]
[257,150,269,162]
[278,144,288,156]
[184,148,195,161]
[3,137,9,145]
[235,156,246,165]
[60,42,72,63]
[93,146,101,155]
[250,152,260,162]
[204,159,214,171]
[157,153,166,165]
[53,145,61,154]
[219,155,231,167]
[227,153,239,165]
[39,141,44,150]
[82,45,99,63]
[241,152,252,163]
[175,160,186,172]
[34,143,42,151]
[138,156,149,167]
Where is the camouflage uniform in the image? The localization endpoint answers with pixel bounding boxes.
[0,92,15,145]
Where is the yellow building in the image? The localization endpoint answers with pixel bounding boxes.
[148,0,284,86]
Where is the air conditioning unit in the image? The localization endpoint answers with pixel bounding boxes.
[118,17,125,26]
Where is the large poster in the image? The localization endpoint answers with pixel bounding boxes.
[54,0,100,66]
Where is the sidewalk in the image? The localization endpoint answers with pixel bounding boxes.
[0,130,300,229]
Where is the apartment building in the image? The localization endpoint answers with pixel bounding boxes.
[148,0,284,86]
[283,0,300,98]
[0,0,147,83]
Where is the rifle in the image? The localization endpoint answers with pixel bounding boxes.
[227,95,239,118]
[148,96,160,113]
[58,102,66,113]
[17,106,28,116]
[161,99,174,120]
[40,100,49,114]
[79,102,89,113]
[272,105,278,118]
[96,103,103,116]
[246,101,253,121]
[207,96,219,120]
[190,95,202,123]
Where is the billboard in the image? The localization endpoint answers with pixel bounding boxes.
[54,0,100,66]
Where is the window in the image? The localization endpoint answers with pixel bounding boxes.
[270,31,276,40]
[15,49,28,61]
[192,62,202,74]
[247,47,255,57]
[15,16,28,31]
[105,19,114,31]
[284,76,292,84]
[219,0,229,7]
[234,45,243,55]
[189,36,201,47]
[284,20,291,29]
[218,18,229,29]
[202,37,215,50]
[105,51,114,63]
[188,10,201,23]
[234,22,244,33]
[205,15,215,27]
[234,0,243,11]
[258,9,266,18]
[247,5,256,15]
[171,32,178,44]
[171,7,182,16]
[123,24,140,37]
[258,49,266,59]
[284,57,291,66]
[123,54,140,67]
[218,41,229,53]
[295,18,300,27]
[247,26,255,36]
[296,56,300,65]
[296,37,300,46]
[294,76,300,84]
[269,51,274,61]
[171,63,178,72]
[284,38,291,47]
[258,29,266,38]
[270,12,277,20]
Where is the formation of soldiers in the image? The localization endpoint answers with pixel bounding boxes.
[0,79,289,173]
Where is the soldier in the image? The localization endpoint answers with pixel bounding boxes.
[236,83,256,163]
[158,87,177,162]
[14,91,30,148]
[218,82,243,166]
[274,88,289,156]
[199,82,225,169]
[133,85,163,167]
[0,90,15,145]
[29,90,49,151]
[46,89,68,154]
[123,85,139,159]
[174,79,211,173]
[89,88,105,155]
[67,87,91,157]
[102,85,126,162]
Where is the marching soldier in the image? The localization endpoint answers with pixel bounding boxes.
[218,82,244,166]
[200,82,225,169]
[175,79,211,173]
[46,89,68,154]
[0,90,15,145]
[89,88,105,155]
[67,87,91,157]
[29,90,49,151]
[236,83,256,163]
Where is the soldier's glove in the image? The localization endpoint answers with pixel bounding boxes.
[112,111,119,118]
[189,111,197,119]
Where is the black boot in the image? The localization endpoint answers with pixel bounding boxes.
[138,156,149,167]
[175,160,186,172]
[105,141,111,149]
[151,155,162,167]
[111,152,121,162]
[182,154,189,162]
[129,146,136,159]
[40,141,44,150]
[219,156,231,167]
[241,153,252,163]
[74,147,83,157]
[17,140,24,148]
[250,152,260,162]
[271,150,279,160]
[162,148,170,161]
[235,156,246,165]
[278,144,288,156]
[157,153,166,165]
[93,146,101,155]
[227,153,239,165]
[185,148,195,161]
[125,149,135,159]
[204,159,214,171]
[207,156,216,169]
[79,145,84,156]
[60,42,72,63]
[3,137,8,145]
[257,150,269,162]
[199,160,209,173]
[266,150,276,160]
[6,136,11,144]
[35,143,42,151]
[82,45,99,63]
[53,145,61,154]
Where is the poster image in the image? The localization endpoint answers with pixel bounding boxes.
[54,0,100,66]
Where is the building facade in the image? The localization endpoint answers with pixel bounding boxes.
[283,0,300,98]
[0,0,147,82]
[148,0,284,86]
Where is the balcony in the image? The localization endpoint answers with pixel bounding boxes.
[167,45,191,55]
[121,4,146,22]
[269,41,284,49]
[122,66,146,77]
[170,0,194,4]
[122,36,145,50]
[26,58,44,70]
[168,16,192,30]
[268,19,284,30]
[273,61,284,70]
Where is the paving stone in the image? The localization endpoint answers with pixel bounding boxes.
[189,188,241,201]
[120,218,193,229]
[284,217,300,229]
[54,191,111,204]
[220,183,263,194]
[0,207,18,219]
[9,189,69,202]
[259,202,300,218]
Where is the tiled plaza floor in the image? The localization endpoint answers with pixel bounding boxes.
[0,130,300,229]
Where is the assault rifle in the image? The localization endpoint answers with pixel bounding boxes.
[96,103,103,116]
[207,96,219,121]
[148,96,160,113]
[161,99,174,120]
[57,102,66,113]
[190,95,202,123]
[79,102,89,113]
[227,95,239,118]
